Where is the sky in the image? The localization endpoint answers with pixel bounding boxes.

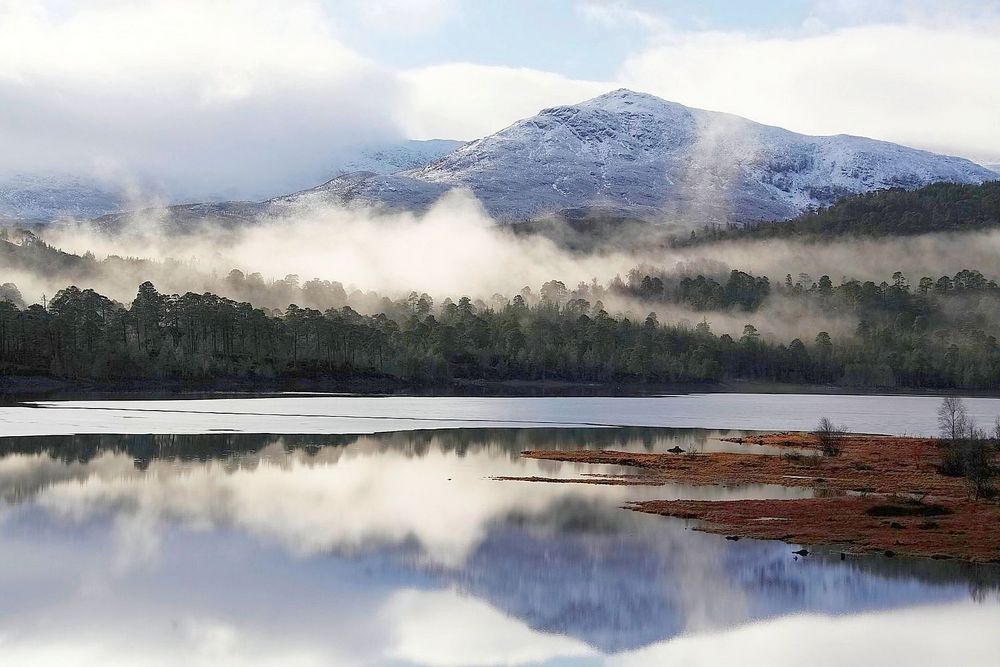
[0,0,998,200]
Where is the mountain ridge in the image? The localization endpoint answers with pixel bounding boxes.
[288,89,994,223]
[11,89,996,227]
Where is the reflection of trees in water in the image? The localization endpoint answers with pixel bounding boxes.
[0,432,341,467]
[812,549,1000,594]
[0,427,751,506]
[0,427,749,467]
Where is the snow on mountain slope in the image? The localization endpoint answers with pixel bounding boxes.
[0,141,462,224]
[0,173,127,221]
[325,139,464,176]
[983,162,1000,175]
[298,90,995,223]
[38,91,993,227]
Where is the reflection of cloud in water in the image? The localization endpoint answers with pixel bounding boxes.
[32,448,632,566]
[381,588,597,666]
[1,594,996,667]
[607,601,1000,667]
[0,614,351,667]
[12,436,807,568]
[0,452,136,503]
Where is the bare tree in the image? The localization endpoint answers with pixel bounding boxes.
[937,397,969,441]
[937,408,997,499]
[814,417,847,456]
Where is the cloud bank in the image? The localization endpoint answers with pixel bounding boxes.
[0,0,401,200]
[1,0,997,204]
[617,20,1000,162]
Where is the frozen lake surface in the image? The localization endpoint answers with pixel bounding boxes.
[5,392,1000,436]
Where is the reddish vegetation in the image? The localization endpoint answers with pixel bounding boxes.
[510,433,1000,562]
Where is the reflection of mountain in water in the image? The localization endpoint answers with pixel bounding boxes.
[438,499,998,652]
[446,511,684,652]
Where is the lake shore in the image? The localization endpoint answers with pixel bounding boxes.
[504,432,1000,563]
[9,374,1000,404]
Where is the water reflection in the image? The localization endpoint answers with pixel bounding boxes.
[0,425,795,465]
[0,428,997,666]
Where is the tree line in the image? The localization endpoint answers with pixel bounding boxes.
[4,266,1000,389]
[678,181,1000,245]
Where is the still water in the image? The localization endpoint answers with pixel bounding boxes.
[0,397,999,666]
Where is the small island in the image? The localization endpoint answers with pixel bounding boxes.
[499,401,1000,563]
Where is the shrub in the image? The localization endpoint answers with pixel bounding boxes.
[813,417,848,456]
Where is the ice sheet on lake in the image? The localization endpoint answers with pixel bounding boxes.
[3,393,1000,436]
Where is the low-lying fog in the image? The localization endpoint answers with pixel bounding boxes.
[6,189,1000,341]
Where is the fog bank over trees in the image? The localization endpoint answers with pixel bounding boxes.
[4,182,1000,390]
[4,260,1000,390]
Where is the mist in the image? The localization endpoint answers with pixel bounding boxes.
[6,188,1000,342]
[41,191,643,299]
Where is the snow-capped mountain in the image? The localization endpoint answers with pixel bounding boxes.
[325,139,464,176]
[983,162,1000,175]
[44,90,996,228]
[293,90,995,223]
[0,173,128,221]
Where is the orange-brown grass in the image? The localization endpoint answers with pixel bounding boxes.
[508,433,1000,562]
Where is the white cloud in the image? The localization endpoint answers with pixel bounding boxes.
[577,1,672,33]
[617,20,1000,161]
[0,0,403,200]
[356,0,459,34]
[399,63,611,140]
[397,9,1000,161]
[806,0,1000,28]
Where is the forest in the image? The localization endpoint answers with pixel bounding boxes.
[680,181,1000,245]
[4,262,1000,390]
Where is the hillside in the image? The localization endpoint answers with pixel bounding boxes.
[680,181,1000,246]
[293,89,994,223]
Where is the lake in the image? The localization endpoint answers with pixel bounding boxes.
[0,395,998,666]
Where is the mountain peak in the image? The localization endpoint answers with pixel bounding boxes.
[549,88,687,116]
[590,88,675,104]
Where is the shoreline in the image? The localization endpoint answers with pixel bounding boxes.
[504,433,1000,563]
[7,375,1000,404]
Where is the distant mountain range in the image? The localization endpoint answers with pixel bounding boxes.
[4,90,997,226]
[0,173,129,222]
